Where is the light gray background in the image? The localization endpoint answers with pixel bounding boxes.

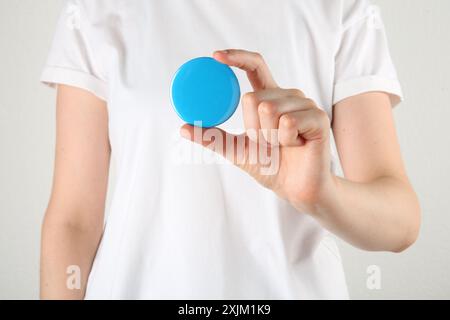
[1,0,449,300]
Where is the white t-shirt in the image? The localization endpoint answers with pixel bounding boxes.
[41,0,403,299]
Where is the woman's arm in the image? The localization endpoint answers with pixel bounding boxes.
[318,92,421,252]
[182,49,420,253]
[41,85,110,300]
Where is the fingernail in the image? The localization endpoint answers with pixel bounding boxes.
[217,49,229,55]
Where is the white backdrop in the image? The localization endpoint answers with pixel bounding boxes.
[1,0,449,299]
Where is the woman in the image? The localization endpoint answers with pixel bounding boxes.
[40,0,421,299]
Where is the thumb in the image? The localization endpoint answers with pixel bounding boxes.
[180,124,247,165]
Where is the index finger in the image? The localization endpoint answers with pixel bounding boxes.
[213,49,278,91]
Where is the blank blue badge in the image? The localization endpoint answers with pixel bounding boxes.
[171,57,241,128]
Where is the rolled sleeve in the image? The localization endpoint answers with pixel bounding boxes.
[333,0,403,107]
[40,0,108,101]
[41,66,108,101]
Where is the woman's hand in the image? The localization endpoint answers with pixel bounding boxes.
[181,49,420,252]
[181,49,335,215]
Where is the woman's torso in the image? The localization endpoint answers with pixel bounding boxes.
[82,0,348,299]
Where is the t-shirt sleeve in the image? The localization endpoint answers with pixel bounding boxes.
[333,0,403,107]
[40,0,108,101]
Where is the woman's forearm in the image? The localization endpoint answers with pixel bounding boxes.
[40,208,103,300]
[308,175,421,252]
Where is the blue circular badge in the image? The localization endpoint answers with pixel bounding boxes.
[171,57,241,128]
